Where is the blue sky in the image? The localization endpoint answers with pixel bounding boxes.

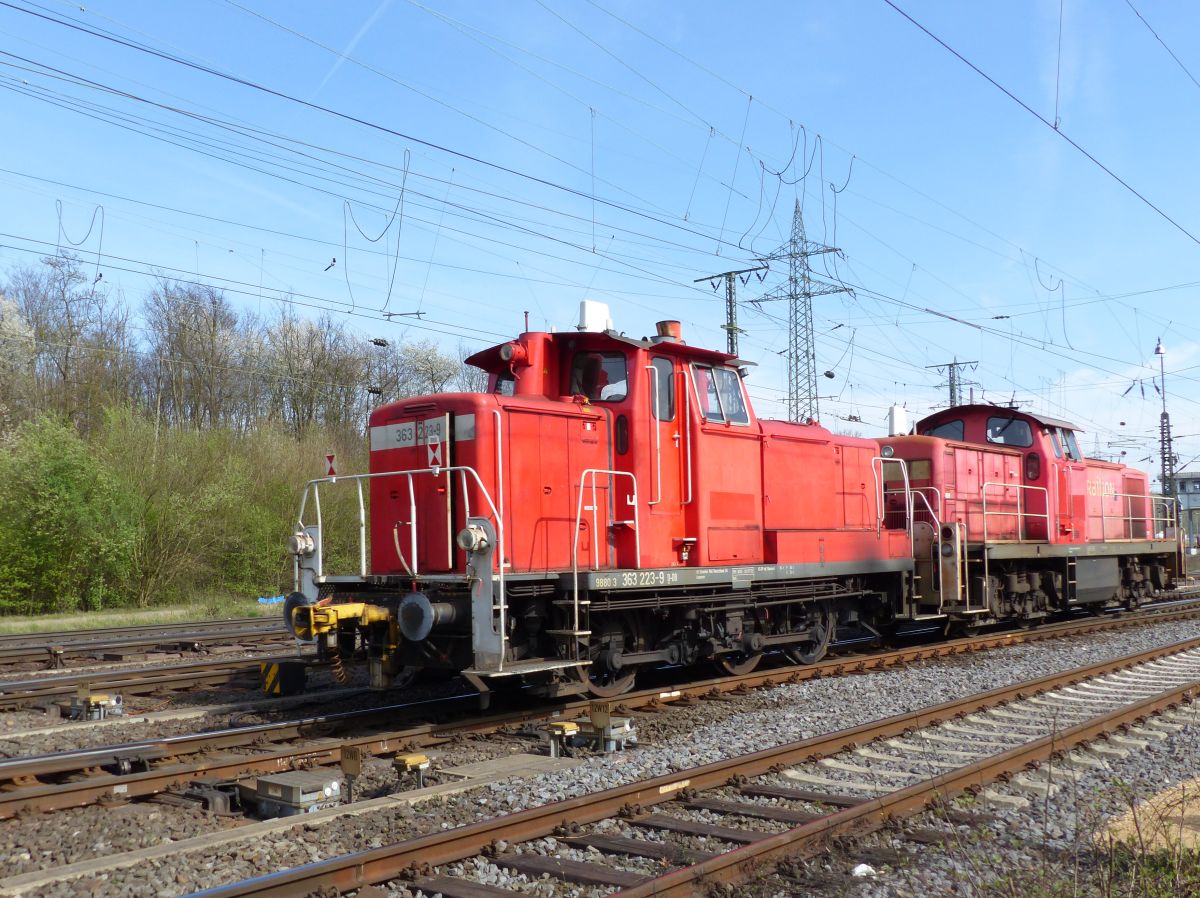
[2,0,1198,483]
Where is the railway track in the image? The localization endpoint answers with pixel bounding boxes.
[187,635,1200,898]
[0,617,289,669]
[0,651,306,712]
[0,598,1197,818]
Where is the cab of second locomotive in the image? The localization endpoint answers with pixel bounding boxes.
[886,405,1163,546]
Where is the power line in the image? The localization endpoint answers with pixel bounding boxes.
[925,358,979,407]
[0,61,742,284]
[882,0,1200,249]
[752,201,850,422]
[0,237,511,344]
[1123,0,1200,94]
[0,1,762,257]
[693,264,767,355]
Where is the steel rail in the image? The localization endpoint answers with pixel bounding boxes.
[614,677,1200,896]
[184,635,1200,898]
[0,652,303,710]
[0,627,292,668]
[0,617,283,648]
[3,601,1199,816]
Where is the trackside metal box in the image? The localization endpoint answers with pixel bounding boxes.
[253,770,341,817]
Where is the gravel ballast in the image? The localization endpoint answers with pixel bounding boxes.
[3,617,1197,897]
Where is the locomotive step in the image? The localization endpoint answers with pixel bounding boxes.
[462,658,589,677]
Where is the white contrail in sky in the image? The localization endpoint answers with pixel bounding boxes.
[317,0,394,94]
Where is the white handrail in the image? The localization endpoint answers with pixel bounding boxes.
[356,479,367,577]
[313,487,323,579]
[871,456,911,539]
[980,481,1050,543]
[408,474,418,576]
[645,364,661,506]
[298,464,505,586]
[571,469,640,639]
[1089,490,1176,541]
[493,409,506,569]
[681,369,693,505]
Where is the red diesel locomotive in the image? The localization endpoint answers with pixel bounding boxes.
[286,304,1182,696]
[880,405,1180,633]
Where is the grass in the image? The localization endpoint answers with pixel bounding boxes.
[927,774,1200,898]
[0,591,278,635]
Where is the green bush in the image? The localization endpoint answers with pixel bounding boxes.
[93,409,366,607]
[0,407,371,614]
[0,416,138,614]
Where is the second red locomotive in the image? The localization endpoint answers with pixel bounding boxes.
[880,405,1177,632]
[286,304,1182,696]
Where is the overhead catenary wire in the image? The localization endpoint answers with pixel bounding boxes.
[0,1,768,257]
[882,0,1200,249]
[0,56,772,301]
[1123,0,1200,94]
[2,0,1190,456]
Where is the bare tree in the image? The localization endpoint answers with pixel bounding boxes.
[264,305,365,436]
[4,253,133,432]
[143,281,244,429]
[454,341,490,393]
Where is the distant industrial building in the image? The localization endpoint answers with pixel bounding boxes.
[1178,471,1200,549]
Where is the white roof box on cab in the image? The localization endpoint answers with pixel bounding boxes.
[577,300,613,333]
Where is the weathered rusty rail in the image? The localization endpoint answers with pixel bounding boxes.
[1,600,1198,818]
[187,635,1200,897]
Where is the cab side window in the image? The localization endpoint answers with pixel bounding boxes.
[1048,428,1063,458]
[1061,428,1082,461]
[570,352,628,402]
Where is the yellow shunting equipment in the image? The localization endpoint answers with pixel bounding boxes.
[291,602,392,641]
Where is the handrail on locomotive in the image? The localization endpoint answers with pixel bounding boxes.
[294,464,505,586]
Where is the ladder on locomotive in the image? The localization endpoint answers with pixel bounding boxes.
[552,469,643,661]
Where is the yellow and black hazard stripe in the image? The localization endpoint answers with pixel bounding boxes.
[261,661,282,695]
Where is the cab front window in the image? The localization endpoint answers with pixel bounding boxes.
[692,364,749,425]
[924,419,964,440]
[986,416,1033,447]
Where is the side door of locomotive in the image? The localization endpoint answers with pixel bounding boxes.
[1056,428,1087,539]
[687,363,764,564]
[645,356,684,515]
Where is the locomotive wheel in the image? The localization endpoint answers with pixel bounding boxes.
[714,651,763,676]
[575,614,642,698]
[785,602,836,666]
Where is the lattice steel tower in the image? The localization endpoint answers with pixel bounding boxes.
[755,201,849,422]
